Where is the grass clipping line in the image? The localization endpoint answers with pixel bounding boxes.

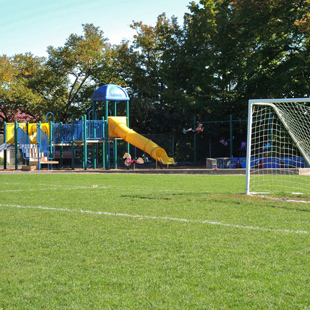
[0,203,308,235]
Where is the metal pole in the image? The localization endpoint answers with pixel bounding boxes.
[83,115,87,170]
[60,122,63,169]
[4,122,7,169]
[114,101,117,169]
[26,122,29,166]
[105,100,109,170]
[37,122,41,171]
[126,100,130,154]
[14,121,18,170]
[93,103,97,170]
[194,116,197,167]
[230,114,233,158]
[49,121,53,170]
[245,102,253,195]
[71,115,75,170]
[93,142,97,170]
[91,101,97,170]
[102,116,106,169]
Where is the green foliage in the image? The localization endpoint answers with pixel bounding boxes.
[46,23,113,121]
[228,0,310,99]
[0,24,126,124]
[0,53,47,123]
[1,174,310,309]
[1,1,310,141]
[0,157,7,165]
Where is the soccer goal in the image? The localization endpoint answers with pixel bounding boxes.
[245,98,310,198]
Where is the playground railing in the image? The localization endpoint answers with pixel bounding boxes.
[53,124,72,143]
[86,120,104,140]
[52,120,105,142]
[74,121,83,141]
[17,127,30,160]
[39,128,52,158]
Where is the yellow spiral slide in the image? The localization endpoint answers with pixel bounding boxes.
[108,116,175,165]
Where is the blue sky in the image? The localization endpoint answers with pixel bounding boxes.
[0,0,191,57]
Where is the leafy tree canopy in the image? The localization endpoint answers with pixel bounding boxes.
[1,1,310,136]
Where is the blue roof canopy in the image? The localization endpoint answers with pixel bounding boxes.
[92,84,130,102]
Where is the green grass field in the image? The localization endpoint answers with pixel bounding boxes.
[1,173,310,309]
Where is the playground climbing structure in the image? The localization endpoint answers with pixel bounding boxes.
[1,84,174,170]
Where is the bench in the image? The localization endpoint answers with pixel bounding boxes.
[40,160,59,165]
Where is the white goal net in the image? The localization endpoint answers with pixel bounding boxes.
[245,98,310,197]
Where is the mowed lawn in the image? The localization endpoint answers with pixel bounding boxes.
[0,173,309,309]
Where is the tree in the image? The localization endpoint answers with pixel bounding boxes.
[229,0,310,99]
[0,24,140,127]
[175,0,310,124]
[0,53,47,128]
[127,13,199,133]
[45,24,106,121]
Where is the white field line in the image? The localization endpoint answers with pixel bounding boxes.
[1,182,96,189]
[0,185,184,193]
[1,182,193,192]
[0,203,308,234]
[0,186,107,193]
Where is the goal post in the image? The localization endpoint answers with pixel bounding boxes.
[245,98,310,197]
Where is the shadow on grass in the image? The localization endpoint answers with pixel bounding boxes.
[265,203,310,213]
[120,192,208,200]
[244,194,310,213]
[120,195,172,200]
[120,192,221,201]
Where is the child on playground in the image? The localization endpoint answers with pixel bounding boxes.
[219,136,234,146]
[183,123,204,135]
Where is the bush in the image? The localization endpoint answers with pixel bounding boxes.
[0,157,8,165]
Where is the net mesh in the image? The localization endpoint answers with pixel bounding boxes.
[248,100,310,196]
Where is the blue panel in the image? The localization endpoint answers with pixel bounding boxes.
[250,157,305,168]
[53,124,72,143]
[74,121,83,141]
[39,128,50,157]
[87,120,104,139]
[92,84,129,101]
[52,120,105,142]
[18,127,30,160]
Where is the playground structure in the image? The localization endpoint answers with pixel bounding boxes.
[1,84,175,171]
